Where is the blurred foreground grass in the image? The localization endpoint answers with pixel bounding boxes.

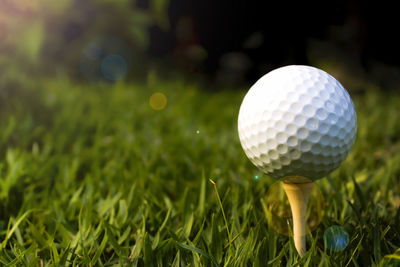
[0,75,399,266]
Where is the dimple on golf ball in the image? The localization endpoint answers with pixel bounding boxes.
[238,65,357,180]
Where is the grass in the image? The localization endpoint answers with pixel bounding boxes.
[0,73,399,266]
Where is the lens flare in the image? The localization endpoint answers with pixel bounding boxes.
[323,225,349,252]
[80,35,131,83]
[83,41,103,60]
[149,92,167,110]
[101,54,127,81]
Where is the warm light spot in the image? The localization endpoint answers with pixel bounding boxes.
[149,92,167,110]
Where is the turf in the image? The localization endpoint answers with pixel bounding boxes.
[0,75,399,266]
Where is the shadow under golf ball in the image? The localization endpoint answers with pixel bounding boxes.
[261,180,325,236]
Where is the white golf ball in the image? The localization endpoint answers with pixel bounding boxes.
[238,65,357,181]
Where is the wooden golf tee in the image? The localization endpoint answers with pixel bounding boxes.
[282,181,314,257]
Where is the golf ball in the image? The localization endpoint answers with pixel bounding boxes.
[238,65,357,180]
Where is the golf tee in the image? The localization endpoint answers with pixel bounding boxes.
[282,181,314,257]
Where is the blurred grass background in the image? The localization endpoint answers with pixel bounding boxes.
[1,0,400,266]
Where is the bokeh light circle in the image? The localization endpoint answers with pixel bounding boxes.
[149,92,167,110]
[80,35,131,83]
[262,180,325,236]
[101,54,128,81]
[323,225,349,252]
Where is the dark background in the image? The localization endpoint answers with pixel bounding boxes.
[1,0,399,89]
[148,0,399,87]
